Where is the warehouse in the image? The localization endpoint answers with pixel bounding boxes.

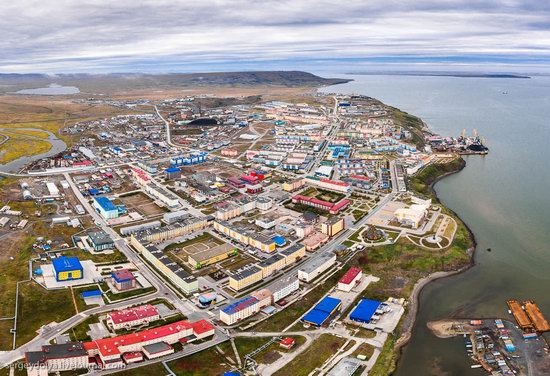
[301,296,342,327]
[337,267,363,292]
[52,256,84,282]
[93,196,120,220]
[350,299,381,323]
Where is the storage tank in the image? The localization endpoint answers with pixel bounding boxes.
[22,190,33,200]
[20,182,29,190]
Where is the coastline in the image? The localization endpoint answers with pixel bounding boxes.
[393,156,478,364]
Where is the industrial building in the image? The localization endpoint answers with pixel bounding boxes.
[301,296,342,327]
[298,252,336,282]
[349,299,381,323]
[93,196,120,220]
[52,256,83,282]
[337,267,363,292]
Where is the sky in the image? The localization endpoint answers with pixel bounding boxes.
[2,0,550,74]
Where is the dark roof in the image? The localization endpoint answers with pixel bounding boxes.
[142,341,172,354]
[25,343,87,364]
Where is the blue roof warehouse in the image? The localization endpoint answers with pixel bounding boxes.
[349,299,381,324]
[301,296,341,327]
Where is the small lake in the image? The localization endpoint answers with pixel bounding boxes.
[14,84,80,95]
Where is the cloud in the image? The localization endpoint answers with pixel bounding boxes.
[2,0,550,73]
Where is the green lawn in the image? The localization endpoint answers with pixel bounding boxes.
[273,334,346,376]
[16,282,76,346]
[167,345,234,376]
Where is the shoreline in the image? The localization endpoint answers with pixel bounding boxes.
[393,156,478,361]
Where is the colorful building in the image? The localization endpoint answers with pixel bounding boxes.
[52,256,83,282]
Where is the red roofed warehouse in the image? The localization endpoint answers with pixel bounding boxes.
[337,267,363,292]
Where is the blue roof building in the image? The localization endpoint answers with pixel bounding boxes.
[349,299,381,323]
[272,235,286,247]
[93,196,119,220]
[52,256,84,282]
[81,289,101,298]
[301,296,342,326]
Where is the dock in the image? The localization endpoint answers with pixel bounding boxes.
[524,300,550,332]
[506,300,534,332]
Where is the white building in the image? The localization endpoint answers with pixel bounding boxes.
[298,252,336,282]
[269,275,300,303]
[394,204,429,229]
[220,296,260,325]
[46,182,60,197]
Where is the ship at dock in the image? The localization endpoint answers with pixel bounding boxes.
[426,128,489,155]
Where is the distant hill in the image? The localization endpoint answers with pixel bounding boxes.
[0,71,351,94]
[348,71,531,79]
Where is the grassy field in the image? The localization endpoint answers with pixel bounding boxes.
[273,334,346,376]
[0,96,138,163]
[16,281,76,346]
[369,335,397,376]
[167,345,233,376]
[110,362,169,376]
[0,133,52,164]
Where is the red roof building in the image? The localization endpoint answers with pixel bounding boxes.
[84,319,215,368]
[291,195,350,215]
[106,305,160,330]
[338,267,363,292]
[280,337,296,350]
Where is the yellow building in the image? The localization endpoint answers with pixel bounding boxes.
[279,243,306,265]
[188,243,236,269]
[52,256,83,282]
[214,221,276,253]
[321,217,345,237]
[258,254,286,278]
[229,265,263,291]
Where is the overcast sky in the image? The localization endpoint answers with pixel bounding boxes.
[2,0,550,74]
